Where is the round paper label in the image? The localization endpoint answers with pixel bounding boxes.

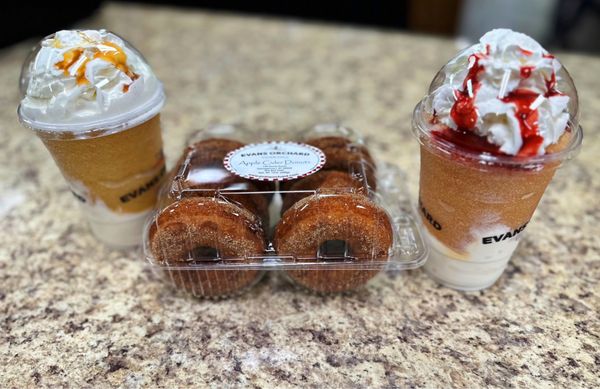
[223,142,326,181]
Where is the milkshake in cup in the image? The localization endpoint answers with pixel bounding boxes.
[412,29,582,290]
[18,30,166,247]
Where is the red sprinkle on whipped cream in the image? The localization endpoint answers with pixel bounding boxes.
[431,29,570,156]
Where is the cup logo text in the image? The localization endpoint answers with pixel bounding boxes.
[419,198,442,231]
[120,165,166,204]
[482,222,529,244]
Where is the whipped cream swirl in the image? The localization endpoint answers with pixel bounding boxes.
[19,30,163,132]
[432,29,570,156]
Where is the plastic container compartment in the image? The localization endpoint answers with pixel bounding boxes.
[142,124,427,298]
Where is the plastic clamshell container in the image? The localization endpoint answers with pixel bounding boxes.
[142,124,427,298]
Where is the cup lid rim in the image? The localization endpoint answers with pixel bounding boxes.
[412,98,583,167]
[18,81,165,139]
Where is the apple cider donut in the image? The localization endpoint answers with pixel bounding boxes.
[149,197,266,297]
[274,193,393,293]
[280,136,377,192]
[281,170,367,215]
[305,136,377,190]
[171,138,272,225]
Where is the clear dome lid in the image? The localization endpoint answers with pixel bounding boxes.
[425,46,579,128]
[412,29,583,166]
[17,29,164,138]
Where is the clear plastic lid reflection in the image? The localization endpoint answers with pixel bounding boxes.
[413,29,582,163]
[18,29,164,135]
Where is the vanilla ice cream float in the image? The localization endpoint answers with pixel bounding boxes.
[412,29,583,290]
[18,30,166,247]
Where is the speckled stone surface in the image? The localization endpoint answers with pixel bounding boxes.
[1,3,599,388]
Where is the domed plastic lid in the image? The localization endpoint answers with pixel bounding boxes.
[413,29,582,165]
[17,29,165,139]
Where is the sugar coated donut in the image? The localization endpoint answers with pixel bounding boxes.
[281,170,367,215]
[281,136,377,192]
[149,197,266,297]
[305,136,377,190]
[274,193,393,293]
[172,138,272,225]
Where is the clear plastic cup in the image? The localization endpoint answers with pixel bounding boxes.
[17,31,166,247]
[412,45,583,291]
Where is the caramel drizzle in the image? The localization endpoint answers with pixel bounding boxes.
[54,39,139,92]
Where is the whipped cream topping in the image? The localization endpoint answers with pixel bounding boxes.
[19,30,163,132]
[432,29,571,156]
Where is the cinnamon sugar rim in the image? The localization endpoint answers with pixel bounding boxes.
[412,99,583,168]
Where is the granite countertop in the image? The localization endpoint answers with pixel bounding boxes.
[1,3,599,388]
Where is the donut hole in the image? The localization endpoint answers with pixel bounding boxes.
[318,240,354,260]
[189,246,220,261]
